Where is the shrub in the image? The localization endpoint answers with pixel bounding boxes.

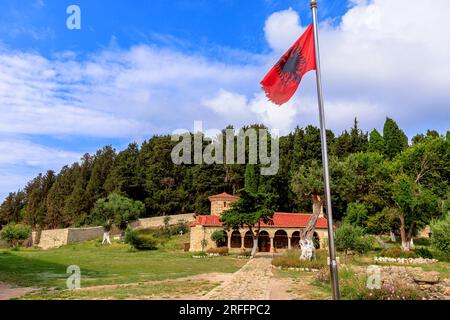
[414,237,431,246]
[339,269,426,300]
[414,247,433,259]
[315,267,330,282]
[206,247,229,255]
[0,223,31,248]
[379,246,416,258]
[172,221,189,235]
[124,228,158,250]
[211,230,226,244]
[200,239,208,252]
[430,215,450,255]
[335,224,373,254]
[272,249,327,269]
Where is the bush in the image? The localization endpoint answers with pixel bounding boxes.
[124,228,158,250]
[335,224,373,254]
[430,215,450,255]
[414,247,433,259]
[0,223,31,248]
[211,230,226,243]
[379,246,416,258]
[272,249,328,269]
[414,237,431,246]
[172,221,189,235]
[206,247,229,255]
[340,272,425,300]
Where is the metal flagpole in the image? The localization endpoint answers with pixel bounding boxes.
[310,0,340,300]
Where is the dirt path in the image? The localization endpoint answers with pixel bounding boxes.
[0,283,37,300]
[202,255,274,300]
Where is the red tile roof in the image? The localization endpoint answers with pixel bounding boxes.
[207,192,241,201]
[190,212,328,229]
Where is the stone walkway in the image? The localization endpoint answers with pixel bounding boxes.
[202,254,274,300]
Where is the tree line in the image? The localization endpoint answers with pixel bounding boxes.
[1,117,449,247]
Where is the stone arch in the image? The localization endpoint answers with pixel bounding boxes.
[230,230,241,248]
[291,231,301,249]
[313,232,320,249]
[244,230,253,249]
[274,230,288,249]
[258,230,270,253]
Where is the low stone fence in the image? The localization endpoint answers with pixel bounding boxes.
[21,213,196,250]
[130,213,195,230]
[375,256,438,265]
[32,226,106,250]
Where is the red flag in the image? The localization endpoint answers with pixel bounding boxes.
[261,24,316,106]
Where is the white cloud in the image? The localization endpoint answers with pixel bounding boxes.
[1,0,450,200]
[202,89,298,134]
[262,0,450,135]
[0,139,82,200]
[0,140,81,168]
[264,7,305,52]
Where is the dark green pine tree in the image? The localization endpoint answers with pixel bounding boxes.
[64,155,93,226]
[368,128,385,153]
[0,191,25,225]
[383,117,408,159]
[140,136,190,216]
[45,165,78,228]
[85,146,116,209]
[244,164,258,194]
[349,118,368,153]
[333,118,368,157]
[104,142,144,200]
[23,170,56,228]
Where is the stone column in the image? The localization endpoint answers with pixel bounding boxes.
[270,237,274,253]
[288,237,292,250]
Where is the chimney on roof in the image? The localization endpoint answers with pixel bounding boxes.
[312,195,324,218]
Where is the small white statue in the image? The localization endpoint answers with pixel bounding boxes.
[102,231,111,245]
[299,238,314,261]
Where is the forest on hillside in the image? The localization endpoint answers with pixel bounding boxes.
[0,118,449,236]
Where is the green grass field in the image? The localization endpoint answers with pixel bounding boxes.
[0,234,247,299]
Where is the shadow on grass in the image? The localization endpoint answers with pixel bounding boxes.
[0,249,109,289]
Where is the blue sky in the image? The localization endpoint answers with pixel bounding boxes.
[0,0,449,201]
[0,0,347,57]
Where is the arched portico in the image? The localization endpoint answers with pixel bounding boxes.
[230,230,241,248]
[216,230,228,247]
[258,231,270,253]
[274,230,288,250]
[244,230,253,249]
[291,231,301,249]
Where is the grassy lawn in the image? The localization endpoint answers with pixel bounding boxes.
[0,233,246,298]
[21,279,219,300]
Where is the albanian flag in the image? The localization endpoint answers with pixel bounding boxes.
[261,24,316,105]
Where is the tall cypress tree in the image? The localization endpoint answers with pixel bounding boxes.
[383,117,408,159]
[244,164,258,194]
[368,129,385,153]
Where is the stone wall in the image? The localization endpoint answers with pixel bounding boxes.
[24,214,195,250]
[37,228,69,250]
[130,213,195,230]
[67,226,104,244]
